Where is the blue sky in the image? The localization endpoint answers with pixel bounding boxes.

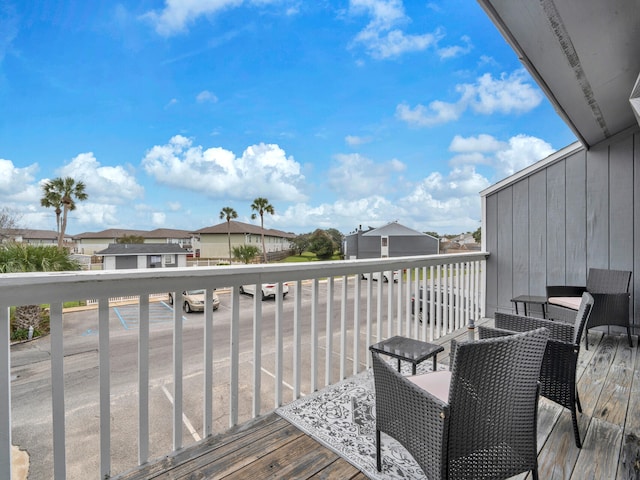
[0,0,576,236]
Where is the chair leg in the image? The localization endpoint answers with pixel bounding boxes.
[575,389,582,413]
[584,329,589,350]
[571,406,582,448]
[376,429,382,472]
[627,326,634,348]
[531,466,539,480]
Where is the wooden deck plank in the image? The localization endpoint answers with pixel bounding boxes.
[592,336,635,426]
[616,344,640,480]
[114,326,640,480]
[571,417,623,480]
[214,433,340,480]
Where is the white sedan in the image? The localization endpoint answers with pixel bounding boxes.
[239,282,289,300]
[361,270,400,283]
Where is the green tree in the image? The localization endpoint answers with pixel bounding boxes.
[291,233,310,256]
[0,244,81,335]
[219,206,238,264]
[232,245,260,264]
[472,227,481,243]
[116,235,145,244]
[325,228,344,255]
[41,177,88,248]
[424,231,440,238]
[250,197,274,263]
[308,229,335,260]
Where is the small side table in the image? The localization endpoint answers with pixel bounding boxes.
[369,336,444,375]
[510,295,547,318]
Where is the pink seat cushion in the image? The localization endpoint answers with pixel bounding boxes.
[407,371,452,403]
[548,296,581,310]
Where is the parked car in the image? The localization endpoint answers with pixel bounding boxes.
[411,287,455,323]
[239,282,289,300]
[168,289,220,313]
[361,270,400,283]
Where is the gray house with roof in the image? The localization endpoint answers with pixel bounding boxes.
[96,243,189,270]
[343,221,439,259]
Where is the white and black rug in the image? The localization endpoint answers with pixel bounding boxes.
[276,362,445,479]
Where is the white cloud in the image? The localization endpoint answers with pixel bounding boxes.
[328,153,406,199]
[449,134,505,153]
[448,133,554,178]
[141,135,307,202]
[152,212,167,225]
[345,135,373,146]
[196,90,218,103]
[436,35,472,60]
[165,98,178,108]
[349,0,442,59]
[58,152,144,204]
[71,203,119,228]
[0,159,38,199]
[397,69,543,127]
[167,201,182,211]
[493,134,553,177]
[142,0,286,36]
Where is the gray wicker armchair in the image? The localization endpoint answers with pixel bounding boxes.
[546,268,632,349]
[479,292,593,448]
[371,328,549,480]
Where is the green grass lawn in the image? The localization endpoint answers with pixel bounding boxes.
[281,252,342,262]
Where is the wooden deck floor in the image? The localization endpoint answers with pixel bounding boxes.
[116,324,639,480]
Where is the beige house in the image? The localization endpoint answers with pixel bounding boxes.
[194,220,295,259]
[0,228,72,245]
[74,228,195,255]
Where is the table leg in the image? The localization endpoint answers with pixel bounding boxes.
[515,302,520,315]
[433,355,438,371]
[397,358,401,372]
[412,363,416,375]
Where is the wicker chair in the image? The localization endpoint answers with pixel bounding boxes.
[546,268,632,349]
[371,328,549,480]
[479,292,593,448]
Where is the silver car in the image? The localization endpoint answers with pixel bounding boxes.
[168,289,220,313]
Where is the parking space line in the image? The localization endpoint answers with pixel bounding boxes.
[160,385,201,442]
[113,307,130,330]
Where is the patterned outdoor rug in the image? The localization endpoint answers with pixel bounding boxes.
[276,362,445,479]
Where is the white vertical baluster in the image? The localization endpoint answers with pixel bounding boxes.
[138,295,149,464]
[387,274,393,339]
[230,287,240,427]
[0,306,11,480]
[99,298,111,478]
[365,274,373,369]
[293,280,302,398]
[173,292,183,450]
[353,274,361,376]
[275,282,283,407]
[311,279,319,392]
[340,276,347,380]
[50,302,66,480]
[252,283,262,417]
[376,277,383,342]
[428,266,434,341]
[203,289,213,437]
[325,277,334,386]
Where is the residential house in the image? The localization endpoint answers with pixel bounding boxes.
[95,243,189,269]
[193,220,295,259]
[0,228,71,245]
[478,0,640,338]
[73,228,195,256]
[343,221,439,259]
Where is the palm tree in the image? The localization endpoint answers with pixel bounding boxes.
[0,243,81,335]
[219,207,238,264]
[41,177,88,248]
[250,197,274,263]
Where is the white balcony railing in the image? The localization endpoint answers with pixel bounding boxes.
[1,252,487,479]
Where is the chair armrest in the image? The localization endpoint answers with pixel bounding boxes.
[494,312,574,343]
[546,285,585,297]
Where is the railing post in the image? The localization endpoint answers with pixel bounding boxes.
[0,306,11,480]
[99,298,111,478]
[50,302,66,480]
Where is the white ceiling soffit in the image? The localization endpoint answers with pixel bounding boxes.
[478,0,640,149]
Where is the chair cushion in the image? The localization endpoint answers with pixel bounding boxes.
[548,296,581,310]
[407,371,452,403]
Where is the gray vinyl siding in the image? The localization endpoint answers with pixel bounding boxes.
[483,129,639,335]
